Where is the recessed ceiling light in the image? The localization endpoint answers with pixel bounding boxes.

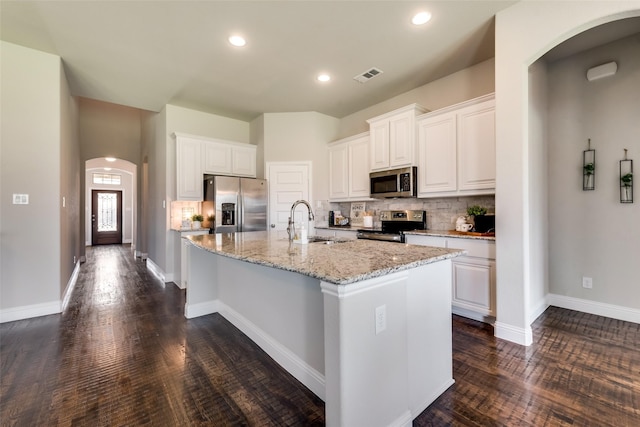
[412,11,432,25]
[317,74,331,82]
[104,167,112,171]
[105,157,116,162]
[228,35,246,47]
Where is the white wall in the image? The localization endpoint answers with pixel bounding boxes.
[1,41,80,320]
[263,112,340,204]
[527,60,549,324]
[547,34,640,310]
[495,1,640,345]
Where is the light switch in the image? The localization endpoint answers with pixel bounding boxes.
[13,194,29,204]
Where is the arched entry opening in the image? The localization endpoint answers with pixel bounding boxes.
[494,3,640,346]
[85,158,137,249]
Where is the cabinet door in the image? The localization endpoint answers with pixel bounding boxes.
[452,257,496,316]
[404,234,447,248]
[457,100,496,191]
[177,137,203,200]
[417,113,457,196]
[202,141,232,175]
[329,143,349,200]
[348,136,370,198]
[369,121,390,171]
[232,144,256,177]
[388,111,415,168]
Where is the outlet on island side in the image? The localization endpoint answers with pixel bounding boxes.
[582,277,593,289]
[375,305,387,335]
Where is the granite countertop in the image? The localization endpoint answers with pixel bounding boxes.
[171,227,210,232]
[185,231,465,285]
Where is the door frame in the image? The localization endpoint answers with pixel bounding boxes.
[91,189,123,245]
[266,161,312,234]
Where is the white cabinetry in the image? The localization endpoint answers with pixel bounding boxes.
[174,229,210,289]
[406,234,496,322]
[176,135,204,201]
[314,228,358,240]
[367,104,427,171]
[328,132,371,201]
[175,132,257,201]
[417,94,495,198]
[202,139,256,177]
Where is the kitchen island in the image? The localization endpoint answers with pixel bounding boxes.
[184,231,464,427]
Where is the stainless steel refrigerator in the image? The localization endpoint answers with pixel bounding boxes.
[202,175,268,233]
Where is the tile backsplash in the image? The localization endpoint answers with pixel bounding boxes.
[315,195,495,230]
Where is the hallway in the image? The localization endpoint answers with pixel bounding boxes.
[0,245,325,426]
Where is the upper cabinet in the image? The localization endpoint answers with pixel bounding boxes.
[328,132,371,201]
[176,135,205,201]
[366,104,427,172]
[417,94,495,198]
[174,132,257,201]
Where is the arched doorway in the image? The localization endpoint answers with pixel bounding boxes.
[494,3,640,346]
[85,158,137,249]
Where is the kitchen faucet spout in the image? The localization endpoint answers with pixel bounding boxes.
[287,200,315,241]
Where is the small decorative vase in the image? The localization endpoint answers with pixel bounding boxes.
[192,221,201,229]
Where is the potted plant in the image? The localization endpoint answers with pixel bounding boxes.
[467,205,494,233]
[191,214,204,229]
[621,172,633,202]
[583,162,595,190]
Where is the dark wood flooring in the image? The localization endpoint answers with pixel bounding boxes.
[1,244,639,426]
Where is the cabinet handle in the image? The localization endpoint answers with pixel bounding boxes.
[270,224,276,228]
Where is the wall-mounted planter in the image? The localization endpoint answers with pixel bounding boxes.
[620,150,633,203]
[583,139,595,191]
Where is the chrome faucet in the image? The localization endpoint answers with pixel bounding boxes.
[287,200,315,241]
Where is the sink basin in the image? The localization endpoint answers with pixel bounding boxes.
[307,236,349,244]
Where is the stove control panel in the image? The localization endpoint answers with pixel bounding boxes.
[379,210,425,222]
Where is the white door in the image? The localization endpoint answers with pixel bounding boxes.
[267,162,311,237]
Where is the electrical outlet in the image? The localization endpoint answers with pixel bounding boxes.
[375,305,386,335]
[582,277,593,289]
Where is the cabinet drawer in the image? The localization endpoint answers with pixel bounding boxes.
[446,238,495,259]
[406,235,447,248]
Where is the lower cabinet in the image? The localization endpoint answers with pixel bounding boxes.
[174,229,210,289]
[406,234,496,323]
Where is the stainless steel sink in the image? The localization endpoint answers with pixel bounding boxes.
[307,236,349,244]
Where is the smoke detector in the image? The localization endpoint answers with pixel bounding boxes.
[353,67,384,83]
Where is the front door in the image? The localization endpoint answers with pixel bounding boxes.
[267,162,311,238]
[91,190,123,245]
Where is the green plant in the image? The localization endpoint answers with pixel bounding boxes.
[583,162,595,175]
[467,205,487,217]
[191,214,204,222]
[621,172,633,187]
[207,214,215,222]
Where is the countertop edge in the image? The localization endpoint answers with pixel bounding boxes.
[185,237,466,285]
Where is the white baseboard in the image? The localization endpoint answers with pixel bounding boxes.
[389,409,413,427]
[410,378,455,422]
[547,294,640,324]
[61,260,81,312]
[219,302,326,401]
[452,306,494,324]
[494,321,533,346]
[529,298,549,325]
[146,258,165,282]
[123,238,132,244]
[184,300,219,319]
[0,300,61,323]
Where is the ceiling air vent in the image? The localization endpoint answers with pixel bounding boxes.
[353,67,384,83]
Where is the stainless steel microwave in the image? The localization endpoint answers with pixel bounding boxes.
[369,167,417,198]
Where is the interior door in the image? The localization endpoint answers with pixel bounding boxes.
[91,190,123,245]
[267,162,310,238]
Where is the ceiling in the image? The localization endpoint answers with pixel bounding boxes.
[1,1,518,121]
[2,2,638,122]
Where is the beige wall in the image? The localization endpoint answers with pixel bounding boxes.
[263,112,340,203]
[547,34,640,309]
[0,42,79,318]
[337,58,495,139]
